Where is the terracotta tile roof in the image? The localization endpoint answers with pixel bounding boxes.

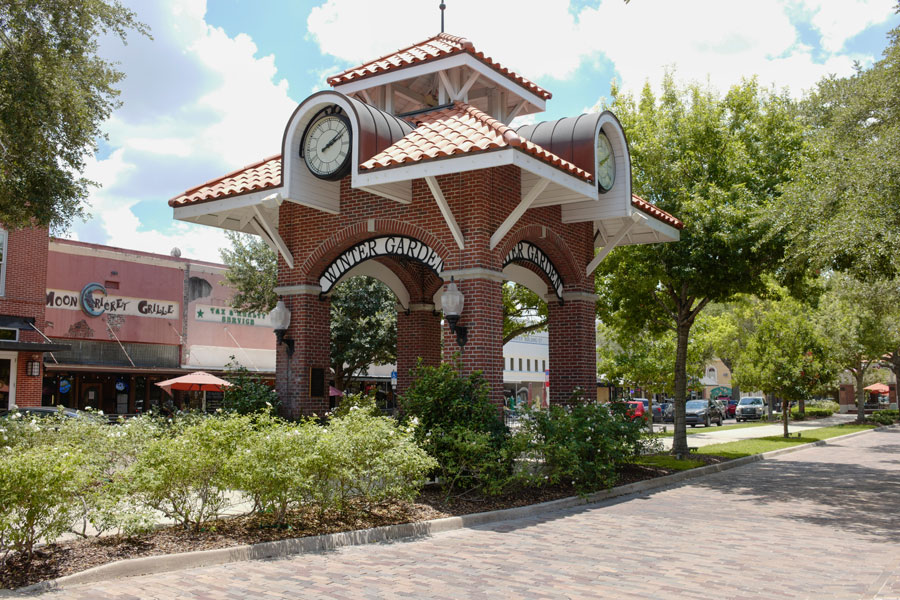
[169,155,281,207]
[360,102,591,181]
[631,195,684,230]
[327,33,552,101]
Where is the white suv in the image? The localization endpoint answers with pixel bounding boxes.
[735,397,766,421]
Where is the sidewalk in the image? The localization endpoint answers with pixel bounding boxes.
[656,412,857,449]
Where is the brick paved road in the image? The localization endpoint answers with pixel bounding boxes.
[35,429,900,599]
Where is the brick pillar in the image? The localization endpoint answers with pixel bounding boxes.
[396,304,442,396]
[441,277,504,406]
[548,293,597,405]
[276,292,331,419]
[14,352,43,408]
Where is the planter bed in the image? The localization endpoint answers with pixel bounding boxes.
[0,454,731,590]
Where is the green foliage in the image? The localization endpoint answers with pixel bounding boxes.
[226,417,322,524]
[220,232,278,313]
[790,406,836,420]
[777,10,900,280]
[597,75,804,456]
[128,414,255,530]
[502,282,547,344]
[517,402,646,494]
[871,410,899,425]
[329,390,381,418]
[0,0,148,231]
[223,362,279,415]
[401,361,512,495]
[330,276,397,389]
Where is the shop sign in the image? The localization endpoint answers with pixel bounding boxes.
[503,241,564,300]
[46,285,179,319]
[319,236,446,294]
[194,304,274,327]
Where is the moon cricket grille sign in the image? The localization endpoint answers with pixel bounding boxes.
[503,241,565,301]
[319,236,446,294]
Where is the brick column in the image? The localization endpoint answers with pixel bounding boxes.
[441,277,504,407]
[548,292,597,405]
[276,291,331,419]
[396,303,442,396]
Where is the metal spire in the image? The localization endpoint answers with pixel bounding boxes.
[440,2,446,33]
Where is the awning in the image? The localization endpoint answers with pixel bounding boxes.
[0,315,35,329]
[0,340,71,353]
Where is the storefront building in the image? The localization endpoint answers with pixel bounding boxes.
[42,240,274,414]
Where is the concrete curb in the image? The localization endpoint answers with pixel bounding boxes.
[5,424,895,596]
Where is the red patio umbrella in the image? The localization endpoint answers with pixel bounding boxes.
[864,383,890,394]
[155,371,232,397]
[329,386,343,397]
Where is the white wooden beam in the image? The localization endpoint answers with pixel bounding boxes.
[384,82,393,113]
[252,205,295,269]
[425,176,465,250]
[502,100,527,125]
[585,213,646,276]
[394,83,426,106]
[216,213,230,226]
[490,177,549,249]
[438,71,458,100]
[455,70,480,101]
[359,183,411,204]
[359,89,373,105]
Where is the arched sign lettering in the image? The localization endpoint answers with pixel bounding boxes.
[503,241,564,301]
[319,236,446,294]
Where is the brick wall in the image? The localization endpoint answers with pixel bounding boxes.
[0,226,49,407]
[548,299,597,404]
[396,308,441,395]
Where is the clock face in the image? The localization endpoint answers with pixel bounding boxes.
[596,132,616,192]
[303,113,352,180]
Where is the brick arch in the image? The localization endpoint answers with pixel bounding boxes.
[301,219,454,290]
[496,224,584,292]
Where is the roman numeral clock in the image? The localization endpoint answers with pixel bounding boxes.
[300,105,352,180]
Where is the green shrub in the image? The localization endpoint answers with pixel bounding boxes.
[128,414,255,530]
[329,391,381,418]
[223,363,279,415]
[0,446,85,561]
[227,417,322,524]
[871,410,899,425]
[317,409,437,511]
[518,401,645,494]
[401,362,512,496]
[790,406,835,420]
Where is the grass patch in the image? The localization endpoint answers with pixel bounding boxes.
[634,455,704,471]
[695,424,876,459]
[654,421,770,437]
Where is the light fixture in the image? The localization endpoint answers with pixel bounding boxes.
[443,276,468,347]
[267,299,294,358]
[26,360,41,377]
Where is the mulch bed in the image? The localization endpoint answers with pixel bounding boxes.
[0,455,733,590]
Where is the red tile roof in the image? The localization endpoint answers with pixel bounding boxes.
[327,33,552,101]
[631,195,684,230]
[360,102,591,181]
[169,155,281,207]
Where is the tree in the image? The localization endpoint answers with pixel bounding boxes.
[329,276,396,390]
[736,288,836,437]
[220,234,397,390]
[817,273,900,423]
[0,0,148,231]
[778,5,900,281]
[596,75,804,455]
[502,282,547,344]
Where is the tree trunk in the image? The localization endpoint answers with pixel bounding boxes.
[782,397,789,438]
[671,318,692,456]
[855,367,867,424]
[799,397,806,415]
[890,351,900,409]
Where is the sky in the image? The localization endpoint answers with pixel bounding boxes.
[72,0,900,263]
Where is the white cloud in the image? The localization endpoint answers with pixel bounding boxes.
[307,0,893,98]
[72,0,297,263]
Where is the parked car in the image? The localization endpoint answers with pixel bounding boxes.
[625,400,649,423]
[684,399,724,427]
[653,401,674,423]
[721,398,738,418]
[0,406,85,419]
[735,397,766,421]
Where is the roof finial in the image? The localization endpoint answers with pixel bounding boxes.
[439,2,446,33]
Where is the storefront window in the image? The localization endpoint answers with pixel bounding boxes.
[134,377,146,413]
[0,328,17,341]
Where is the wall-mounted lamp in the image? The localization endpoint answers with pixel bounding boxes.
[268,299,295,358]
[26,360,41,377]
[443,277,468,347]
